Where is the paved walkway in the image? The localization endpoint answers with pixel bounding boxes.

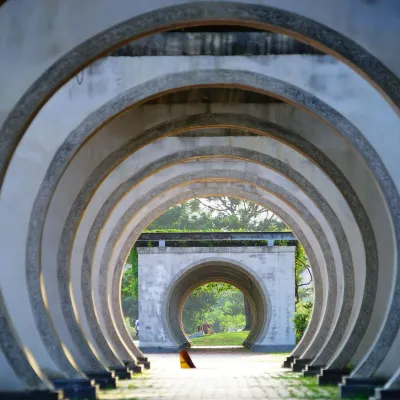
[99,349,339,399]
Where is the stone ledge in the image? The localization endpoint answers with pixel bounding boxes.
[52,379,97,400]
[374,388,400,400]
[137,246,296,254]
[250,344,296,353]
[339,377,386,398]
[0,391,63,400]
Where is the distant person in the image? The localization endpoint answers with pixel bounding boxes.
[202,322,211,334]
[135,319,139,337]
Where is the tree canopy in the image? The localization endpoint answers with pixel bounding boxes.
[146,197,288,231]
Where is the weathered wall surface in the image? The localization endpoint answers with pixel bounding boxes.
[138,246,296,351]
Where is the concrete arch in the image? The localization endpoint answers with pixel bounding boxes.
[160,257,274,352]
[71,155,336,370]
[2,2,398,394]
[46,105,381,372]
[0,61,396,390]
[63,133,366,374]
[0,65,392,391]
[106,179,323,353]
[103,180,320,351]
[0,1,398,191]
[25,68,388,378]
[83,155,346,368]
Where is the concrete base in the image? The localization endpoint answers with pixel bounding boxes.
[250,345,296,353]
[139,361,151,369]
[52,379,97,400]
[130,365,143,374]
[139,344,188,353]
[303,365,323,377]
[0,391,63,400]
[85,372,117,389]
[291,358,312,372]
[340,378,386,398]
[283,355,295,368]
[135,357,151,369]
[374,388,400,399]
[112,367,133,380]
[318,369,349,386]
[123,361,143,373]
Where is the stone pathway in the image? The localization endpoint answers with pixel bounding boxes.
[99,349,339,399]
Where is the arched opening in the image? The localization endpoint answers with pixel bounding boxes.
[157,258,272,352]
[120,196,314,355]
[181,282,249,347]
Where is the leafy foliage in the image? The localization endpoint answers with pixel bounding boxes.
[146,197,288,231]
[181,283,246,335]
[293,299,313,343]
[121,247,139,325]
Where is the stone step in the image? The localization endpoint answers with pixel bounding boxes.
[0,391,63,399]
[85,372,117,389]
[318,369,348,386]
[340,378,386,398]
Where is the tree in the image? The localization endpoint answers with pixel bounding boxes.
[121,247,139,325]
[294,243,313,304]
[293,300,313,343]
[181,283,246,334]
[146,197,288,231]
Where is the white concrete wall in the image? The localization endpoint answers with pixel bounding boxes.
[138,247,296,349]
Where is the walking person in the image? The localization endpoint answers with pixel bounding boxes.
[135,319,140,338]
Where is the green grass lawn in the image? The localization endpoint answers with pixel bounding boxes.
[190,330,249,346]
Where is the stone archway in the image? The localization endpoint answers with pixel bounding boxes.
[137,251,295,353]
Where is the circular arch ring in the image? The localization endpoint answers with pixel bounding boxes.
[52,110,375,371]
[109,182,321,356]
[25,71,394,379]
[35,71,382,374]
[1,0,398,186]
[162,257,273,351]
[0,3,398,390]
[83,146,356,368]
[94,165,341,364]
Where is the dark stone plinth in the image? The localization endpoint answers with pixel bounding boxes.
[318,369,349,386]
[136,357,151,369]
[292,358,311,372]
[283,355,295,368]
[85,372,116,389]
[375,388,400,399]
[340,377,386,398]
[303,365,323,377]
[0,391,63,400]
[130,365,143,374]
[123,361,142,373]
[52,378,97,400]
[113,367,133,380]
[140,361,151,369]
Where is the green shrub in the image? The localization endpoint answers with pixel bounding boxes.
[294,300,313,342]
